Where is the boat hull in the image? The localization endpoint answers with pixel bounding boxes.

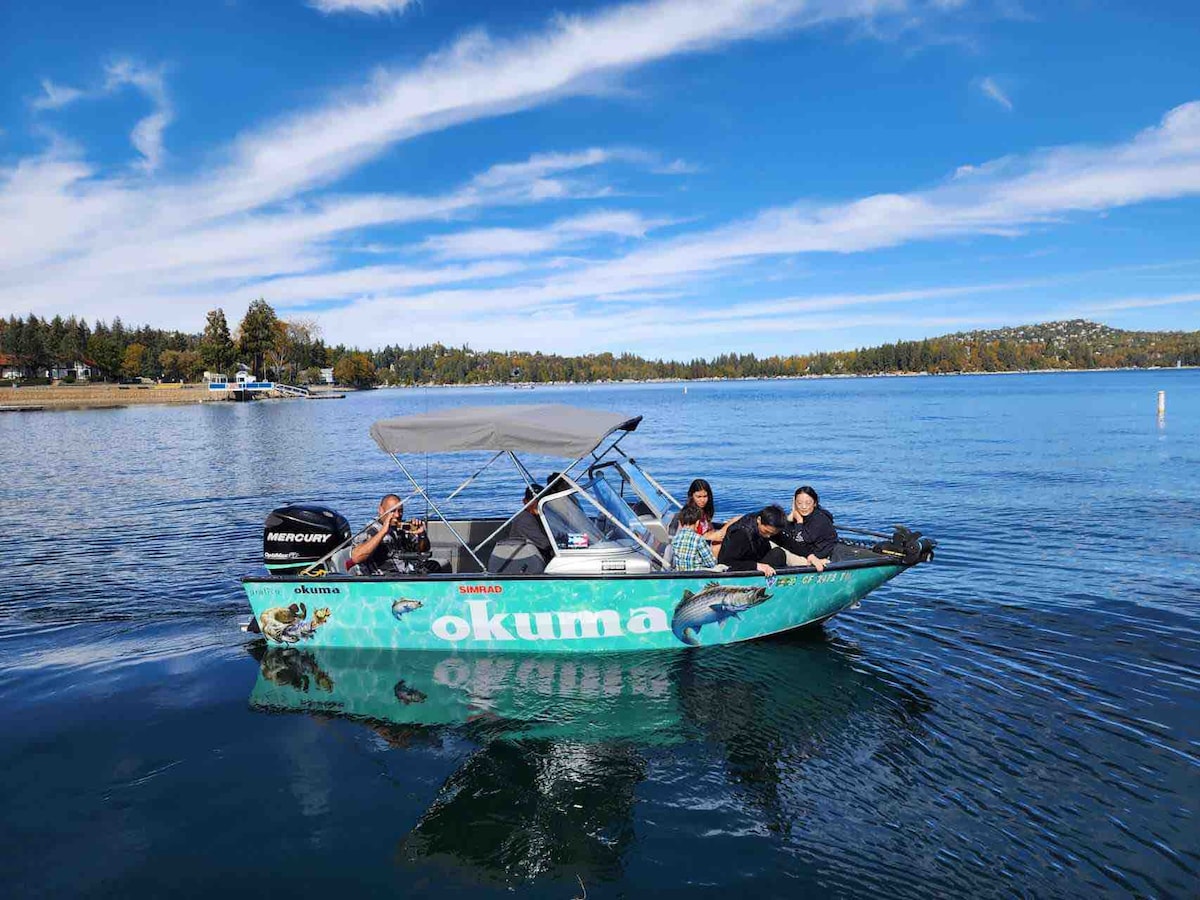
[242,562,906,652]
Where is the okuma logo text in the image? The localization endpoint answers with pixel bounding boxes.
[432,599,669,643]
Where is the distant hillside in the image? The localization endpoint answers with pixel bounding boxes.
[948,319,1122,345]
[856,319,1200,374]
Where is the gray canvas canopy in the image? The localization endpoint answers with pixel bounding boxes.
[369,404,642,457]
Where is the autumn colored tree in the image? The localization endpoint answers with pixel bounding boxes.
[122,343,147,379]
[333,353,378,388]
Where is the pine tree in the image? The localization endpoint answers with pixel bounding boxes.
[200,308,235,376]
[237,299,278,378]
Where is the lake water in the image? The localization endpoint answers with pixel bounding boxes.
[2,372,1198,898]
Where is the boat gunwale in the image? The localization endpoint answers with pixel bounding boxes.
[241,554,911,585]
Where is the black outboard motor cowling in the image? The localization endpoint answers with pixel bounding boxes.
[263,504,351,573]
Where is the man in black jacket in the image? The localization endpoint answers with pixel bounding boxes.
[717,505,788,577]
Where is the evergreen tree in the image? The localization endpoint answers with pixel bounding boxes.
[237,299,278,378]
[200,308,236,375]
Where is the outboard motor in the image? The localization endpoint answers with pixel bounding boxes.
[872,525,936,565]
[263,504,351,574]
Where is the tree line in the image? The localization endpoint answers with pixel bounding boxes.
[3,304,1198,387]
[0,301,332,385]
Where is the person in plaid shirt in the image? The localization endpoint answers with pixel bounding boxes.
[671,504,719,570]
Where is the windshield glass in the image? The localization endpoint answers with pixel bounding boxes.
[582,471,656,543]
[614,462,677,521]
[539,492,635,551]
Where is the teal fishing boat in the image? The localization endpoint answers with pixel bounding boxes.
[242,404,933,652]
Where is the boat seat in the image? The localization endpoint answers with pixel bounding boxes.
[325,546,357,575]
[487,538,546,575]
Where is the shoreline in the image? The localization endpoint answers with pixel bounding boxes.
[379,364,1197,389]
[0,366,1192,411]
[0,383,350,411]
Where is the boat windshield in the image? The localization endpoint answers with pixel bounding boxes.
[613,462,677,521]
[578,471,657,545]
[540,492,637,552]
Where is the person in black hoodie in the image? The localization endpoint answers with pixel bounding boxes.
[776,485,838,572]
[717,505,788,577]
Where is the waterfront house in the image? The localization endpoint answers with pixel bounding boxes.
[1,353,26,380]
[48,358,96,380]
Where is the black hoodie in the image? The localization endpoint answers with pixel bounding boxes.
[775,507,838,559]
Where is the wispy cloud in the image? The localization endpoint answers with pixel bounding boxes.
[2,0,903,326]
[31,78,86,111]
[979,75,1013,111]
[309,100,1200,346]
[207,0,897,214]
[422,210,664,260]
[105,59,172,172]
[1064,291,1200,315]
[309,0,418,14]
[28,59,172,171]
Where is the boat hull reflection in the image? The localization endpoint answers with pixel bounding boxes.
[248,637,933,885]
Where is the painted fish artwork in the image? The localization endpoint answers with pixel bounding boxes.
[391,598,423,621]
[393,679,427,705]
[258,603,332,644]
[670,582,772,646]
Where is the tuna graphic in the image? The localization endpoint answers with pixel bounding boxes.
[391,598,423,621]
[671,582,772,646]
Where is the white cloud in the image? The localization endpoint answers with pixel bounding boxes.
[979,75,1013,111]
[104,59,173,172]
[422,209,663,259]
[206,0,897,215]
[2,0,904,329]
[28,59,173,171]
[31,78,86,111]
[309,0,418,14]
[301,100,1200,347]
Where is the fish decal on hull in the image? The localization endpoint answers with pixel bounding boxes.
[259,603,332,644]
[393,679,427,705]
[671,582,772,646]
[391,598,423,621]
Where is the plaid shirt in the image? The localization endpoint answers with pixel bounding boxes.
[672,526,717,570]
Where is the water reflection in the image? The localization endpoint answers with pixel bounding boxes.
[249,635,932,885]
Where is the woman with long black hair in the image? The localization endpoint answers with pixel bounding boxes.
[670,478,740,551]
[776,485,838,571]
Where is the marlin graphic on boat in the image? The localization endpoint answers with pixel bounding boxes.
[671,582,772,646]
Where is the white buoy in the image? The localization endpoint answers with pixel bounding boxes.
[683,386,688,394]
[1158,390,1166,416]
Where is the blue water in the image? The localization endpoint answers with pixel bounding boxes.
[2,372,1198,898]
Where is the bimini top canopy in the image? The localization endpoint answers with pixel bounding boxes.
[369,404,642,457]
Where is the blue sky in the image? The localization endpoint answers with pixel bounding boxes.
[1,0,1199,357]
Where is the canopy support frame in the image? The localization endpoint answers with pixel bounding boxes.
[388,452,488,571]
[470,452,591,557]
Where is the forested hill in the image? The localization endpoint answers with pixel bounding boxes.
[840,319,1200,376]
[2,308,1197,385]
